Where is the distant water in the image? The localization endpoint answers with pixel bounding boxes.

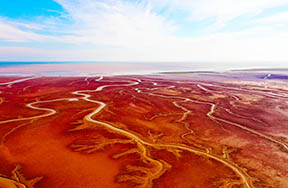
[0,61,287,76]
[0,61,104,67]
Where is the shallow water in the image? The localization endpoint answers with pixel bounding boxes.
[1,61,287,76]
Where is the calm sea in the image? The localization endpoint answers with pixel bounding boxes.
[0,61,287,76]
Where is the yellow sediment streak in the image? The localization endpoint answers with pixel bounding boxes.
[0,76,256,188]
[72,77,253,188]
[145,84,288,152]
[225,108,269,127]
[0,77,40,87]
[0,165,42,188]
[198,84,288,151]
[72,80,170,188]
[0,176,26,188]
[200,83,288,98]
[0,121,33,145]
[0,98,78,125]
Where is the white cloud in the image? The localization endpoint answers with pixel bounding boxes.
[0,21,44,42]
[53,0,176,47]
[254,12,288,27]
[0,46,48,61]
[50,0,288,62]
[2,29,288,63]
[0,0,288,62]
[151,0,288,22]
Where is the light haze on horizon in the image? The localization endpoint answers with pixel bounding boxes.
[0,0,288,64]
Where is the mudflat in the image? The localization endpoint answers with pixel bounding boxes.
[0,73,287,188]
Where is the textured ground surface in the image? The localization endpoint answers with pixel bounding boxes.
[0,73,287,188]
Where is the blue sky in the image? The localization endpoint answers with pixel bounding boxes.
[0,0,288,62]
[0,0,64,19]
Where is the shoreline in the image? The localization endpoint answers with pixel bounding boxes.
[1,62,287,77]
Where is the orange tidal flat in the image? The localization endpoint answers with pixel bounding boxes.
[0,74,287,188]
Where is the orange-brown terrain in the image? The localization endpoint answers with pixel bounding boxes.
[0,73,287,188]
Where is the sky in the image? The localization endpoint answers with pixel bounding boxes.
[0,0,288,63]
